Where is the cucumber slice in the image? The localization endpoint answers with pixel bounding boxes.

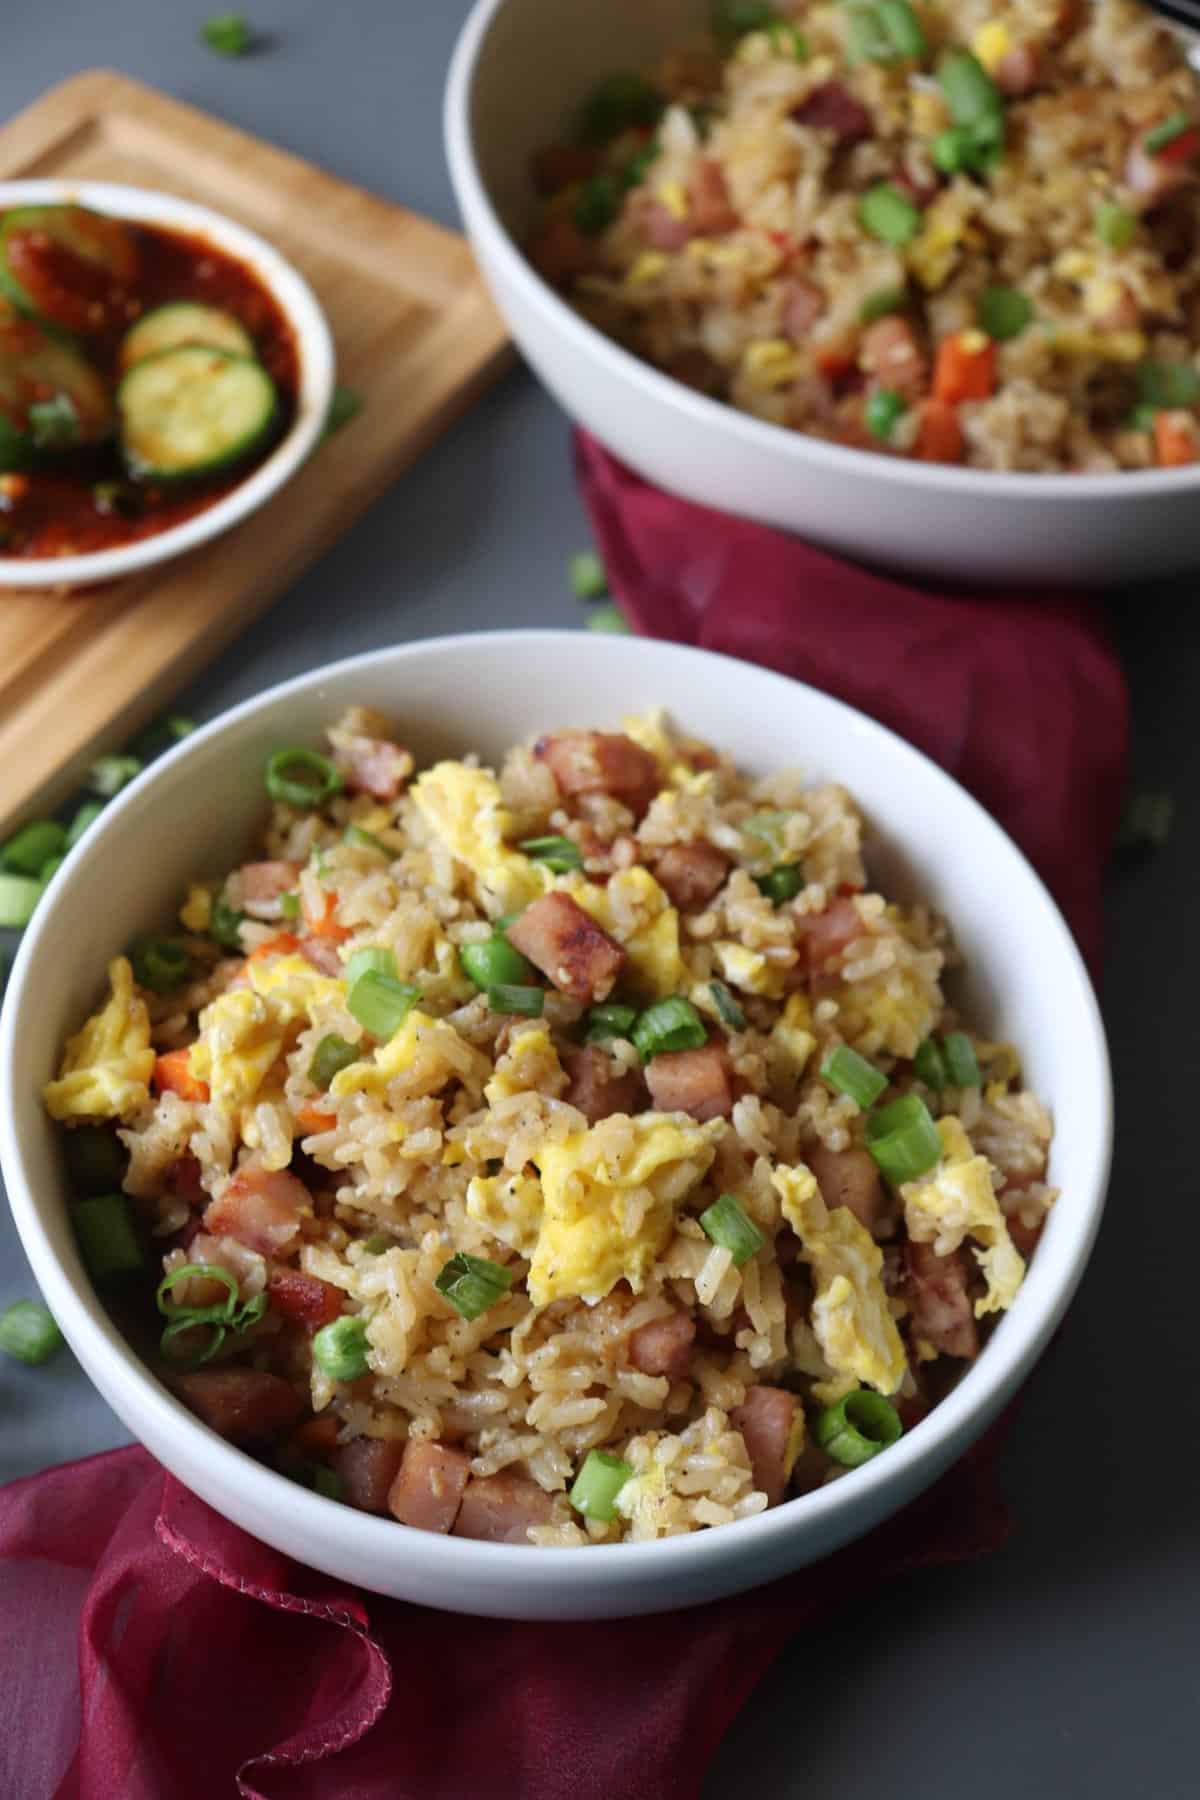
[0,205,139,337]
[118,344,279,481]
[119,303,255,375]
[0,306,115,469]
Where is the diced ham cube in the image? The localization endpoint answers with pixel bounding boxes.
[452,1470,556,1544]
[807,1144,887,1235]
[731,1385,799,1507]
[796,896,865,977]
[298,936,345,977]
[645,1042,733,1121]
[653,842,730,911]
[266,1267,344,1329]
[563,1045,645,1124]
[335,1437,406,1516]
[173,1368,302,1444]
[628,1311,696,1380]
[506,892,625,1002]
[642,201,694,251]
[688,158,739,234]
[792,83,874,145]
[903,1241,979,1359]
[994,44,1040,96]
[781,278,826,343]
[203,1167,312,1258]
[860,316,927,402]
[238,861,300,921]
[534,730,660,813]
[167,1152,207,1209]
[387,1439,472,1534]
[334,737,413,802]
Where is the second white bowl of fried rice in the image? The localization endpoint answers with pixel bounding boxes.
[446,0,1200,585]
[0,631,1111,1618]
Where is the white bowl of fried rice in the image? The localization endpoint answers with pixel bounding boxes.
[0,632,1111,1618]
[446,0,1200,585]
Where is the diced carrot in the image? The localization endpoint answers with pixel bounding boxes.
[815,336,857,379]
[249,931,302,962]
[153,1048,210,1103]
[932,332,996,404]
[295,1102,338,1135]
[1154,408,1197,466]
[302,889,351,942]
[913,399,966,464]
[293,1413,341,1455]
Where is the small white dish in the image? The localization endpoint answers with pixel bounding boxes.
[0,180,334,590]
[0,631,1112,1619]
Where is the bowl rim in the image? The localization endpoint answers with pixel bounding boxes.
[0,630,1113,1593]
[0,179,335,590]
[444,0,1200,504]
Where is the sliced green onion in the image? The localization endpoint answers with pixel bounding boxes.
[1127,402,1158,432]
[309,1033,359,1089]
[128,935,190,993]
[209,895,246,951]
[200,11,251,55]
[1115,789,1173,853]
[265,748,344,810]
[63,1125,128,1195]
[87,754,142,798]
[858,182,921,246]
[709,979,746,1030]
[488,983,545,1017]
[632,996,707,1062]
[574,70,664,145]
[569,1448,633,1521]
[586,604,631,635]
[574,174,623,236]
[156,1262,239,1320]
[755,864,804,906]
[312,1315,371,1381]
[570,549,608,598]
[1095,202,1136,250]
[362,1234,392,1255]
[40,855,65,883]
[820,1043,887,1108]
[494,911,524,934]
[1145,111,1194,154]
[160,1316,228,1366]
[931,125,979,176]
[347,970,420,1038]
[73,1194,143,1280]
[0,1299,64,1365]
[865,1093,942,1184]
[169,716,196,741]
[322,384,364,441]
[343,824,387,852]
[913,1037,947,1090]
[1136,359,1200,409]
[860,284,907,323]
[846,6,896,64]
[519,834,583,872]
[938,49,1003,132]
[28,393,80,450]
[434,1251,515,1321]
[345,945,397,987]
[0,872,42,927]
[460,937,536,990]
[942,1031,980,1088]
[742,809,789,852]
[767,19,808,57]
[699,1193,765,1267]
[1,819,66,876]
[279,891,301,919]
[66,801,104,848]
[876,0,926,58]
[584,1002,639,1042]
[815,1388,903,1466]
[865,387,906,441]
[621,138,662,190]
[977,284,1032,342]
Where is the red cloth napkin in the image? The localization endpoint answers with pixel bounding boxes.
[0,438,1128,1800]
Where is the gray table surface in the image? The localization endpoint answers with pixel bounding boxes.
[2,7,1196,1798]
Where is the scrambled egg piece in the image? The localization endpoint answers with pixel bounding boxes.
[767,993,817,1083]
[743,340,803,390]
[626,252,670,288]
[330,1009,487,1101]
[907,190,970,292]
[484,1023,564,1105]
[775,1163,907,1396]
[622,711,713,796]
[713,941,788,1000]
[179,884,213,933]
[568,867,684,1001]
[472,1116,721,1306]
[43,957,155,1121]
[902,1117,1025,1317]
[972,20,1011,69]
[411,762,552,914]
[189,954,346,1113]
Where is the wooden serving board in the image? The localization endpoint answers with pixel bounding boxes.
[0,69,511,833]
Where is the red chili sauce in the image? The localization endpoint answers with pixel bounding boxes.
[0,220,299,560]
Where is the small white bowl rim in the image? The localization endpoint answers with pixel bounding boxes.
[445,0,1200,506]
[0,630,1112,1592]
[0,179,335,589]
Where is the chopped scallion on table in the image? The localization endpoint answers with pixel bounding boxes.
[264,747,343,809]
[586,603,631,635]
[569,549,608,598]
[201,12,252,56]
[632,996,707,1061]
[347,970,420,1038]
[519,834,583,872]
[66,801,104,848]
[709,979,746,1030]
[434,1251,514,1321]
[699,1193,765,1267]
[865,1093,942,1183]
[72,1194,143,1280]
[569,1448,633,1521]
[309,1033,359,1089]
[820,1043,887,1108]
[312,1315,371,1381]
[0,1299,64,1366]
[1,819,66,876]
[488,983,545,1017]
[814,1388,902,1466]
[941,1031,980,1088]
[460,937,535,991]
[0,873,43,928]
[87,754,142,799]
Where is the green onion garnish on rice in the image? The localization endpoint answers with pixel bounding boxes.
[460,937,535,991]
[264,748,343,809]
[309,1033,359,1089]
[865,1093,942,1184]
[434,1251,514,1322]
[209,895,246,951]
[487,983,545,1017]
[913,1037,948,1090]
[128,936,190,994]
[312,1315,371,1381]
[865,387,906,441]
[699,1194,765,1267]
[345,946,397,986]
[519,835,583,872]
[820,1044,887,1109]
[941,1031,980,1089]
[569,1448,633,1521]
[632,996,707,1062]
[343,824,387,852]
[279,891,301,919]
[709,980,746,1030]
[814,1389,903,1466]
[755,864,804,906]
[584,1002,639,1042]
[347,970,420,1038]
